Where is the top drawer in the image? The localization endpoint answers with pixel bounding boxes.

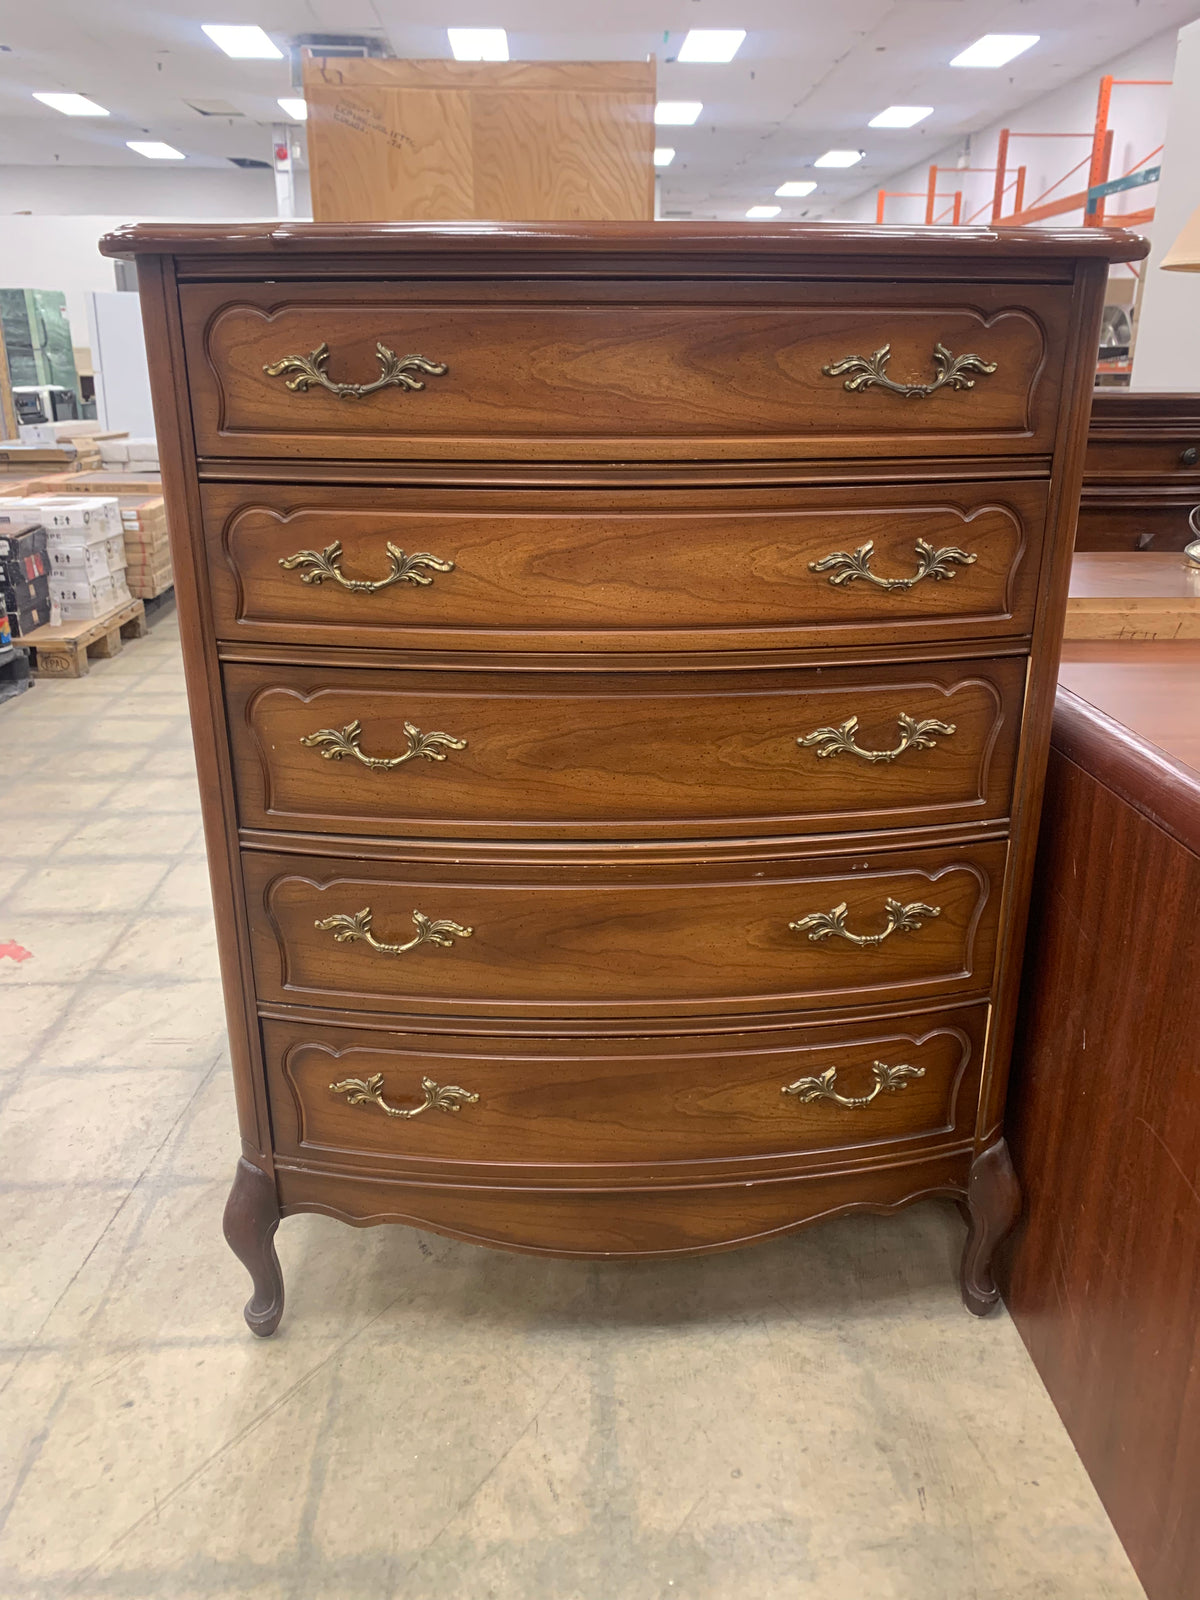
[181,280,1068,463]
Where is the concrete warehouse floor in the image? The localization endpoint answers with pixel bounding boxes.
[0,604,1146,1600]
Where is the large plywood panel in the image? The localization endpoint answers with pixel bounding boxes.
[303,57,655,223]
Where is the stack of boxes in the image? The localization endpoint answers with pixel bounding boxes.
[100,436,160,474]
[118,497,173,598]
[0,436,103,479]
[0,498,130,624]
[0,519,52,637]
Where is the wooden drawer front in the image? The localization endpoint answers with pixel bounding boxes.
[1076,494,1200,552]
[243,840,1005,1019]
[203,481,1045,653]
[183,279,1065,461]
[1084,439,1200,481]
[227,657,1025,842]
[262,1004,987,1178]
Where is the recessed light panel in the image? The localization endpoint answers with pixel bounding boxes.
[277,98,307,120]
[32,92,109,116]
[950,34,1039,68]
[814,149,864,168]
[447,28,509,60]
[746,205,781,219]
[655,101,702,125]
[653,147,675,167]
[868,105,932,128]
[677,30,745,63]
[775,180,817,197]
[127,140,185,160]
[201,24,283,59]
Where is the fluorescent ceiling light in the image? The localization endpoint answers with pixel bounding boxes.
[950,34,1039,68]
[447,28,509,60]
[677,29,745,63]
[869,105,932,128]
[653,147,675,167]
[127,140,185,160]
[814,149,863,168]
[746,205,781,219]
[775,180,817,197]
[32,92,109,116]
[201,24,283,59]
[655,101,702,125]
[277,97,307,120]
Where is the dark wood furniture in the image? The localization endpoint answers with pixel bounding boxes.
[1004,641,1200,1600]
[1080,390,1200,550]
[102,221,1143,1335]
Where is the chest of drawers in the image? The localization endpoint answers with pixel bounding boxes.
[104,220,1144,1335]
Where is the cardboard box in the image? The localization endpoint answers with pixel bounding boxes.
[49,542,111,580]
[4,570,50,615]
[0,520,47,566]
[8,597,52,636]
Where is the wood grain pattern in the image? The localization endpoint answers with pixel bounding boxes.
[202,480,1046,655]
[274,1148,974,1258]
[225,657,1023,842]
[182,278,1065,462]
[243,840,1005,1019]
[1003,706,1200,1600]
[109,223,1136,1329]
[264,1004,986,1178]
[303,57,654,224]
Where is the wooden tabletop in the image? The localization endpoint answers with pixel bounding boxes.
[1057,641,1200,853]
[1059,641,1200,775]
[1066,552,1200,640]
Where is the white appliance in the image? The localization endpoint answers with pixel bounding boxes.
[85,291,156,437]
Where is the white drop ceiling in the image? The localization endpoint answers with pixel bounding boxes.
[0,0,1193,218]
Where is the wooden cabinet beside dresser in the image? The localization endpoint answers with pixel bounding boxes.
[103,221,1144,1334]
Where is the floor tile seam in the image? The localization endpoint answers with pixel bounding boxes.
[0,1060,225,1390]
[61,1311,402,1592]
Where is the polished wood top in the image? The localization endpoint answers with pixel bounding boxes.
[99,220,1149,263]
[1069,551,1200,598]
[1059,642,1200,777]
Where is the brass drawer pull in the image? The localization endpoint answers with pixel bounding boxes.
[782,1060,925,1109]
[823,342,997,398]
[301,718,466,771]
[279,539,453,594]
[329,1071,478,1119]
[810,538,976,591]
[789,897,940,947]
[315,906,473,956]
[799,714,956,764]
[263,340,448,399]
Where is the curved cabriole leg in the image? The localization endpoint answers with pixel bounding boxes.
[959,1137,1021,1317]
[222,1157,285,1337]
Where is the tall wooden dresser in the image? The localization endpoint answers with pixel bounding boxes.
[103,222,1144,1335]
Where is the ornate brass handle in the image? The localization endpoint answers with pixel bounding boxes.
[823,343,997,398]
[809,539,977,591]
[782,1060,925,1108]
[799,714,956,764]
[789,898,940,947]
[329,1071,478,1119]
[263,341,448,399]
[315,906,473,956]
[279,540,453,594]
[301,718,466,771]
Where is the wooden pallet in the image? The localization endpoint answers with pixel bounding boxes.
[15,597,147,678]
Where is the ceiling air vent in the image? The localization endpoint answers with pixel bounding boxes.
[186,99,244,117]
[228,157,271,169]
[290,32,388,87]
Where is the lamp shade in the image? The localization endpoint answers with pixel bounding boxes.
[1162,202,1200,271]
